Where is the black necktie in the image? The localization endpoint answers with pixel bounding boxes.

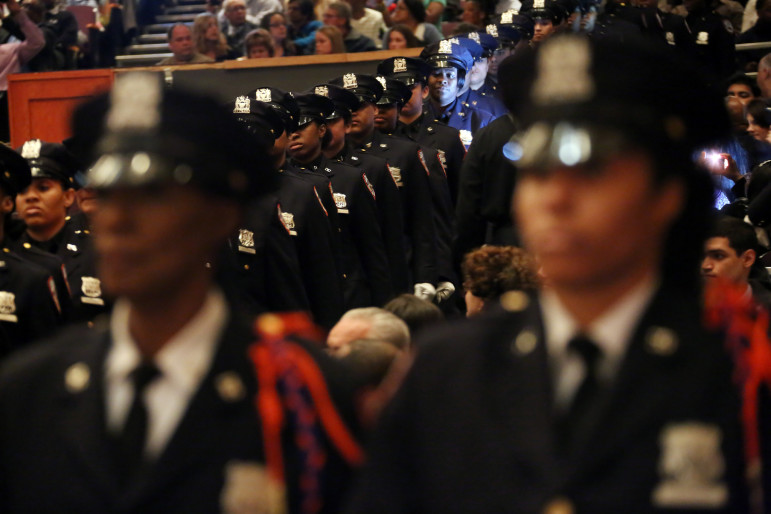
[116,361,160,485]
[557,334,603,457]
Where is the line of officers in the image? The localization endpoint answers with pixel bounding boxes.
[0,31,525,356]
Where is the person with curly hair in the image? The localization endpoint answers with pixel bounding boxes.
[461,245,539,316]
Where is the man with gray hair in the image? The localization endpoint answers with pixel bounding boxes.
[157,23,214,65]
[757,52,771,98]
[327,307,410,355]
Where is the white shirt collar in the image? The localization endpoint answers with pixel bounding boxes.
[541,274,659,381]
[105,288,228,404]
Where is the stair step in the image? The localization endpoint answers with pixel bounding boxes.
[115,53,171,67]
[143,22,175,34]
[125,43,170,54]
[137,33,168,43]
[164,4,206,13]
[155,13,198,23]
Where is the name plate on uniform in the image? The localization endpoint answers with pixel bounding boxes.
[0,313,18,323]
[238,246,256,254]
[82,297,105,306]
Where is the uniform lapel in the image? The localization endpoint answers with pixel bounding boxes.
[55,329,119,499]
[482,301,562,484]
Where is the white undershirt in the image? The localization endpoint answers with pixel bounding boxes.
[540,276,659,411]
[104,289,228,458]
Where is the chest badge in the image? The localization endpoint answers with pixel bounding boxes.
[238,229,256,254]
[0,291,17,322]
[81,277,104,306]
[696,31,709,45]
[333,192,349,214]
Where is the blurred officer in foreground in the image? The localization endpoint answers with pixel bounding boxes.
[0,73,361,513]
[346,33,748,512]
[0,144,60,358]
[12,140,106,323]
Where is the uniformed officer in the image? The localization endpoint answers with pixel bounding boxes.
[346,33,748,513]
[223,95,311,317]
[329,72,438,301]
[454,32,508,119]
[379,56,467,204]
[373,75,459,306]
[288,92,392,309]
[12,140,106,323]
[682,0,736,84]
[485,12,534,81]
[0,144,60,358]
[421,40,494,149]
[450,36,507,121]
[248,86,347,329]
[521,0,565,43]
[0,72,362,513]
[317,83,411,296]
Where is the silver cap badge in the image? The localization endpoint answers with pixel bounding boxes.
[532,35,594,106]
[376,76,387,89]
[255,88,272,102]
[233,96,250,114]
[468,32,480,43]
[314,85,329,97]
[393,58,407,73]
[438,40,453,54]
[486,24,498,37]
[107,73,162,132]
[343,73,357,89]
[21,139,41,159]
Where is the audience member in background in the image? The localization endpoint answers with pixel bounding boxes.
[461,245,540,316]
[338,338,401,387]
[314,24,345,53]
[423,0,445,29]
[758,53,771,98]
[220,0,257,57]
[192,13,237,61]
[205,0,223,16]
[460,0,487,28]
[321,2,376,52]
[327,307,410,356]
[702,216,771,311]
[347,0,387,48]
[243,27,274,56]
[386,0,442,45]
[158,23,215,65]
[726,72,760,106]
[20,0,60,71]
[383,293,444,338]
[747,98,771,144]
[287,0,321,52]
[260,11,297,55]
[737,0,771,71]
[384,23,422,48]
[38,0,76,68]
[0,0,43,141]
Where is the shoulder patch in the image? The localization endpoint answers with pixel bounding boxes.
[313,187,328,217]
[47,276,61,314]
[417,149,430,176]
[362,173,376,201]
[387,164,403,188]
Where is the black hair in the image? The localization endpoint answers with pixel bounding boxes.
[747,98,771,128]
[725,72,761,98]
[709,216,760,255]
[288,0,316,20]
[402,0,427,23]
[383,294,443,337]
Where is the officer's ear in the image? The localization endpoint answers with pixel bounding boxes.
[62,187,76,209]
[318,122,327,138]
[0,194,13,215]
[421,86,429,100]
[740,247,757,269]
